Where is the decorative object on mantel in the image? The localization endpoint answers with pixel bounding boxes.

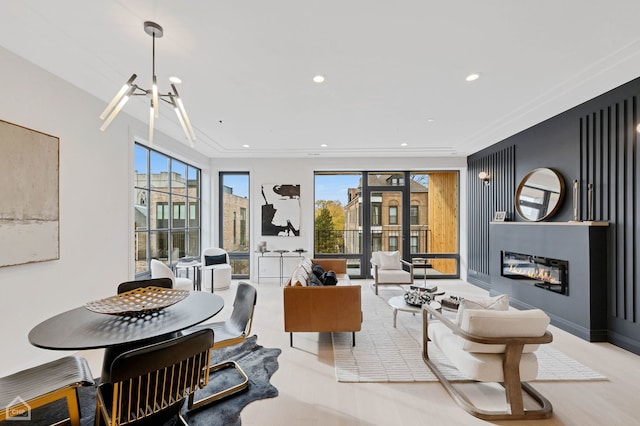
[99,21,195,146]
[0,120,59,268]
[587,183,594,221]
[493,211,507,222]
[515,168,565,222]
[569,179,581,222]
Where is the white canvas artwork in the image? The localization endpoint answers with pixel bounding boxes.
[0,120,59,267]
[261,184,300,236]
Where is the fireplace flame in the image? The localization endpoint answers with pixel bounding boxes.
[507,264,560,284]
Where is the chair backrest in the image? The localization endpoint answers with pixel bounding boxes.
[458,309,551,354]
[150,259,176,286]
[228,282,257,337]
[201,247,230,265]
[371,251,402,270]
[117,277,173,294]
[104,329,214,424]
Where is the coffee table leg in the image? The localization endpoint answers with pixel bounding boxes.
[393,308,398,328]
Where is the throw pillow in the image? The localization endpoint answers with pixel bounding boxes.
[379,251,401,270]
[312,263,326,278]
[456,294,509,326]
[321,270,338,286]
[308,273,323,286]
[205,254,227,266]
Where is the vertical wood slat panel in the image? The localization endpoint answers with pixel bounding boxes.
[581,97,639,323]
[467,146,515,279]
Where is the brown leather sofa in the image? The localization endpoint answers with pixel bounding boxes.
[283,258,362,347]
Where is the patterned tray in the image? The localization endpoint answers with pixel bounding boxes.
[84,286,190,316]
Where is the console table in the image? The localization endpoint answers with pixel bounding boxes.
[255,250,307,285]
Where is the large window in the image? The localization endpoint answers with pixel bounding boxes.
[134,144,201,274]
[315,170,460,279]
[220,172,250,277]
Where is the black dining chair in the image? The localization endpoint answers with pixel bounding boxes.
[117,277,173,294]
[95,329,214,426]
[0,355,94,426]
[185,282,257,411]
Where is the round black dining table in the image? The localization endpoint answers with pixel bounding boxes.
[29,291,224,382]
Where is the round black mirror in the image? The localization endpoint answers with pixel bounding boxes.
[515,168,564,221]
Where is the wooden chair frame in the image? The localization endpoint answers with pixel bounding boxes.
[421,304,553,421]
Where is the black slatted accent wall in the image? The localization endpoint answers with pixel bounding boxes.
[580,97,639,325]
[467,145,515,281]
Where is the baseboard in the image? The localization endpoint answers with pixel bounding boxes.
[608,331,640,356]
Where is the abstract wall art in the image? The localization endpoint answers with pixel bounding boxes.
[0,120,59,267]
[261,184,300,236]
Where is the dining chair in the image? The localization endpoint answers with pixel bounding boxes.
[185,282,257,410]
[150,258,193,290]
[95,329,214,426]
[117,277,173,294]
[0,355,94,426]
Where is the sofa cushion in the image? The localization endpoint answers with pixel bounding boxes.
[312,263,326,278]
[456,294,509,325]
[308,273,323,286]
[321,271,338,286]
[205,254,227,266]
[458,308,550,353]
[378,251,401,270]
[428,322,539,382]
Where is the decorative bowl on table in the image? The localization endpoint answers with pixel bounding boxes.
[403,289,431,307]
[84,286,190,316]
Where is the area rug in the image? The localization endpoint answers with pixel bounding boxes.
[16,335,280,426]
[332,288,606,383]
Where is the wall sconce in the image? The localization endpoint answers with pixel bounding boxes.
[478,172,491,186]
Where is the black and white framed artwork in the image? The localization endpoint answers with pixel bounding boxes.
[261,184,300,236]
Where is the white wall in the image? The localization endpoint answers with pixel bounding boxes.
[209,157,468,283]
[0,47,207,375]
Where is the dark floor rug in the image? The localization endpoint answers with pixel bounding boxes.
[6,336,280,426]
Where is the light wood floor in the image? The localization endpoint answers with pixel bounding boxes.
[81,279,640,426]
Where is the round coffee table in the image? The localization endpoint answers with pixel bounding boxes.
[387,295,441,328]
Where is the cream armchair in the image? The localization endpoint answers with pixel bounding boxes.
[201,247,232,291]
[150,259,193,290]
[422,298,553,421]
[370,251,413,295]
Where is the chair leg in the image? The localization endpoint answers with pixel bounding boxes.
[352,332,356,347]
[290,332,293,347]
[187,360,249,411]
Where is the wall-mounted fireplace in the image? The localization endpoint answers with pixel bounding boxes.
[501,251,568,295]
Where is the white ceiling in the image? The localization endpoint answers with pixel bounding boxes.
[2,1,640,159]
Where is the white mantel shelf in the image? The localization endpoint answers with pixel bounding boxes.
[490,221,609,226]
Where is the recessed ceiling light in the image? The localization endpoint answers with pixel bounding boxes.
[242,144,250,148]
[427,118,435,123]
[169,76,182,84]
[465,73,480,82]
[401,143,408,147]
[320,144,328,147]
[313,75,326,83]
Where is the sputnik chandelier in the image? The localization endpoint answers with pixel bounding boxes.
[99,21,195,147]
